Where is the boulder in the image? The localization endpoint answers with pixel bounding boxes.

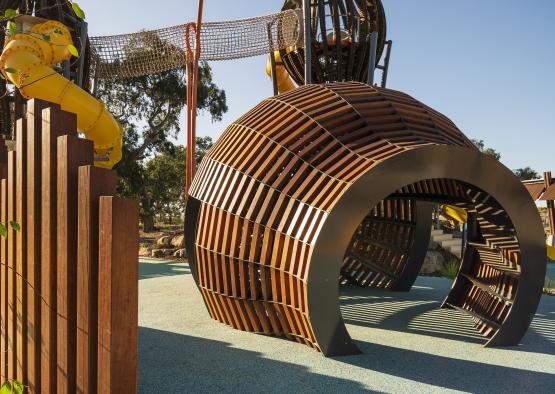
[171,234,185,248]
[139,245,151,257]
[156,235,172,246]
[162,248,177,257]
[420,250,445,275]
[174,248,186,258]
[151,248,166,258]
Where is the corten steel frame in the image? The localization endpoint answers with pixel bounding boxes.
[185,82,546,356]
[280,0,387,85]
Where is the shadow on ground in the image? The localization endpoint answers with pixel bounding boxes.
[340,283,484,344]
[139,327,374,393]
[139,259,190,280]
[335,341,555,392]
[339,276,555,356]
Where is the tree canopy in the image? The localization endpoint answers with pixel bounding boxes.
[513,166,539,181]
[471,139,501,161]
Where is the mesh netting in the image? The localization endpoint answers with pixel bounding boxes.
[89,10,301,79]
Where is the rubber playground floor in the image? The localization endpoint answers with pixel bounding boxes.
[138,259,555,393]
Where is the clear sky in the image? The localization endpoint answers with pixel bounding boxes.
[81,0,555,173]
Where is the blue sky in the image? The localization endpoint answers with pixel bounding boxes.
[81,0,555,173]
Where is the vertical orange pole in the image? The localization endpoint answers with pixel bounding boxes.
[185,24,193,198]
[185,0,204,199]
[544,171,555,235]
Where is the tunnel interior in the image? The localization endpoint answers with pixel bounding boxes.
[339,177,523,344]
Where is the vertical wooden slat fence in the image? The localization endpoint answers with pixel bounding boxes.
[0,99,138,393]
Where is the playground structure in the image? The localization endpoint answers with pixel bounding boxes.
[185,82,546,355]
[0,1,547,391]
[183,0,547,355]
[523,172,555,260]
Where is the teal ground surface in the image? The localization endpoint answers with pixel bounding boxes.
[138,259,555,393]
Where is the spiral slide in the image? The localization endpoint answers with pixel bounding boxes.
[266,50,295,94]
[0,19,122,168]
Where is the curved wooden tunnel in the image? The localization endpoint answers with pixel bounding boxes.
[185,82,546,356]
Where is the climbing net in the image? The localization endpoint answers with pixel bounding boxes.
[89,9,301,79]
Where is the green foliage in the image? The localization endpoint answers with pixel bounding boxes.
[144,145,186,221]
[513,166,539,181]
[9,220,20,232]
[440,260,460,280]
[67,44,79,58]
[72,2,86,19]
[7,21,16,38]
[471,139,501,161]
[0,380,24,394]
[3,9,17,19]
[0,221,20,238]
[3,68,16,74]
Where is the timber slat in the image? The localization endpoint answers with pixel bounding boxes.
[41,107,76,394]
[98,196,139,394]
[57,135,94,393]
[76,166,116,394]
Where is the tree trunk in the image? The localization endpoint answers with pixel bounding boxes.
[142,214,155,232]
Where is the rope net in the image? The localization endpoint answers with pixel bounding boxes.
[89,10,301,79]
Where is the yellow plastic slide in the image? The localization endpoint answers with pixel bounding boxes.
[0,19,122,168]
[547,235,555,261]
[266,50,295,94]
[441,204,468,224]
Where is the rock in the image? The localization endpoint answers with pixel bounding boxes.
[151,248,166,258]
[420,250,445,275]
[174,248,186,258]
[139,245,151,257]
[162,248,176,257]
[157,235,172,246]
[171,234,185,248]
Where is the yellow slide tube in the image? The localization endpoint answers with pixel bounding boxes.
[441,204,468,224]
[266,51,296,94]
[0,20,122,168]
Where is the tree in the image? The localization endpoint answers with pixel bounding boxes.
[514,167,539,181]
[96,32,227,231]
[471,139,501,160]
[141,137,214,228]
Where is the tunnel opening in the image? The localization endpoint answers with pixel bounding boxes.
[337,177,524,348]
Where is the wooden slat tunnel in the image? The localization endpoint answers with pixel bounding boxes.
[185,82,546,356]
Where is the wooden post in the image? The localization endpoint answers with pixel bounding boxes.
[41,107,77,394]
[545,171,555,235]
[26,99,55,394]
[57,136,94,393]
[98,197,139,393]
[76,166,116,394]
[15,118,28,383]
[7,150,16,381]
[0,178,7,381]
[0,140,7,382]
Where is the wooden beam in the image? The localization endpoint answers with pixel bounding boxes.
[76,166,116,394]
[98,197,139,393]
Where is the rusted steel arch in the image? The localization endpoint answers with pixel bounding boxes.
[310,145,546,355]
[185,82,545,355]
